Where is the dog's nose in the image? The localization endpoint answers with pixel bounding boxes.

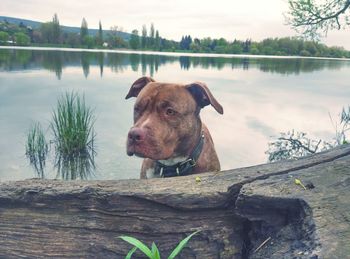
[128,128,145,143]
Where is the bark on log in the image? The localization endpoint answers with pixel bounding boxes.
[0,144,350,258]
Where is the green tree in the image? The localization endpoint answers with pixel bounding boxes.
[303,41,318,56]
[155,30,160,50]
[35,15,60,44]
[83,35,95,48]
[31,30,43,43]
[180,35,193,50]
[40,22,55,43]
[199,37,212,52]
[141,24,147,49]
[249,42,260,55]
[52,13,61,43]
[228,40,243,54]
[286,0,350,38]
[279,37,302,55]
[129,29,140,49]
[328,46,347,58]
[114,36,128,48]
[214,38,228,53]
[190,40,201,52]
[149,23,155,48]
[259,38,279,55]
[65,32,80,47]
[300,49,311,56]
[109,25,119,38]
[96,20,103,46]
[0,31,9,43]
[107,25,127,48]
[14,32,30,46]
[80,18,88,43]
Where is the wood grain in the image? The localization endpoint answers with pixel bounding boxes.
[0,144,349,258]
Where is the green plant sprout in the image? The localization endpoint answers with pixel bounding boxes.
[120,230,200,259]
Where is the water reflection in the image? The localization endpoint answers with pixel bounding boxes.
[25,123,49,179]
[27,142,96,180]
[42,51,63,79]
[97,52,104,77]
[81,52,91,78]
[1,48,349,182]
[54,149,96,180]
[1,48,348,80]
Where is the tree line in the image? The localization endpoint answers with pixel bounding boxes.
[179,35,350,58]
[2,48,347,81]
[0,14,129,49]
[0,14,178,51]
[0,13,349,58]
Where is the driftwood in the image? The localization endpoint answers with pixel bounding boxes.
[0,144,350,258]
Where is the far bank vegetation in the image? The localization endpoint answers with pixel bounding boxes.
[0,14,349,58]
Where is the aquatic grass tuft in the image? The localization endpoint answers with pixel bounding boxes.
[51,91,95,156]
[25,122,48,178]
[51,92,96,179]
[24,92,96,180]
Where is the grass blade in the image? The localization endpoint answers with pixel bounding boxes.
[125,246,137,259]
[168,231,200,259]
[119,236,152,258]
[151,242,161,259]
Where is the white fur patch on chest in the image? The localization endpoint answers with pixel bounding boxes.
[146,168,157,179]
[158,156,188,166]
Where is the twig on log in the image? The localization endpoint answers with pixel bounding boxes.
[253,236,272,253]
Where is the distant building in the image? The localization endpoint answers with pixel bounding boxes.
[103,42,108,47]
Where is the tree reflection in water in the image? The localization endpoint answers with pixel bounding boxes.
[1,49,347,80]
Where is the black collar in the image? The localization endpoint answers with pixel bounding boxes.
[155,133,205,178]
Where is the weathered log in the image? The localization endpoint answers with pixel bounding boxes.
[0,144,349,258]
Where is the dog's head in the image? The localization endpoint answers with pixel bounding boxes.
[126,76,223,160]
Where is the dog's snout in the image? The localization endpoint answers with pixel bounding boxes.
[128,128,145,143]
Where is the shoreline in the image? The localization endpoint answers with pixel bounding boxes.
[1,45,350,61]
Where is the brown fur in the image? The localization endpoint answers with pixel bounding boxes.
[125,77,223,179]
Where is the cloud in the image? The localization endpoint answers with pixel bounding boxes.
[246,116,277,137]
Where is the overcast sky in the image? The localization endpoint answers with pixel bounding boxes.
[1,0,349,49]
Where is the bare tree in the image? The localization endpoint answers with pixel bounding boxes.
[286,0,350,38]
[266,130,332,162]
[267,106,350,162]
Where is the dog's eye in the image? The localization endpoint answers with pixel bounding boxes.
[166,108,176,116]
[134,106,142,121]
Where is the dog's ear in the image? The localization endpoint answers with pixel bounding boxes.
[125,76,155,99]
[186,82,224,114]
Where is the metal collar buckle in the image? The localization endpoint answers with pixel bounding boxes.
[159,165,181,177]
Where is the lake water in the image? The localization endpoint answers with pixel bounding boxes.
[1,47,349,181]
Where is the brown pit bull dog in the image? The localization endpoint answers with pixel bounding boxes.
[125,76,223,179]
